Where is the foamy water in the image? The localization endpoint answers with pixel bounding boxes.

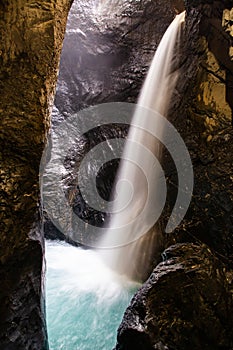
[45,241,140,349]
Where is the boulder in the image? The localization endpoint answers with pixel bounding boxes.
[115,243,233,350]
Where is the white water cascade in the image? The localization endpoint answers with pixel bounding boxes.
[100,11,185,281]
[45,241,140,349]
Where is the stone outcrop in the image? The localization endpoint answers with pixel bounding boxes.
[0,1,72,348]
[115,243,233,350]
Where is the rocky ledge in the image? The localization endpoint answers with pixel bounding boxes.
[115,243,233,350]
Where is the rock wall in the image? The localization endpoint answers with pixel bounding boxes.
[115,1,233,349]
[45,0,184,242]
[47,0,233,263]
[54,0,183,114]
[163,0,233,266]
[0,1,72,348]
[2,0,231,348]
[45,1,233,346]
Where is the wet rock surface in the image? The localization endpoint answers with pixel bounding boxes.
[115,1,233,349]
[54,0,182,114]
[3,0,231,348]
[115,243,233,350]
[0,1,72,348]
[162,1,233,267]
[43,1,233,347]
[44,0,183,242]
[46,0,233,266]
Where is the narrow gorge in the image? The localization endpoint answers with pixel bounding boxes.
[1,0,233,349]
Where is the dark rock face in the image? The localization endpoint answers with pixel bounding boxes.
[42,0,233,349]
[45,0,184,242]
[47,0,233,264]
[185,0,233,12]
[162,1,233,266]
[116,1,233,349]
[2,0,232,348]
[115,243,233,350]
[54,0,183,113]
[0,1,72,348]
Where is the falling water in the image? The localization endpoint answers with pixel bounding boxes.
[100,12,185,281]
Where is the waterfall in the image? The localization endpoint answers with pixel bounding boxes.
[99,12,185,281]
